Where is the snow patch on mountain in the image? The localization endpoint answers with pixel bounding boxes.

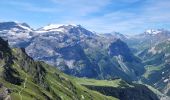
[163,79,169,83]
[37,24,77,33]
[145,29,162,35]
[0,21,32,31]
[148,47,157,54]
[18,24,32,31]
[115,55,131,74]
[43,24,64,30]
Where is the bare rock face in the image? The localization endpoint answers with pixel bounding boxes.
[0,83,11,100]
[0,37,23,85]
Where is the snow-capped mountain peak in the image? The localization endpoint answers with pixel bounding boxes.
[0,21,32,31]
[43,24,76,30]
[145,29,162,35]
[37,24,78,33]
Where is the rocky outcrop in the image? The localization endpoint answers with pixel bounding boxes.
[0,37,22,85]
[0,83,11,100]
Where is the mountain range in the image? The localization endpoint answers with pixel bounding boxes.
[0,22,144,82]
[0,30,159,100]
[0,21,170,100]
[125,29,170,98]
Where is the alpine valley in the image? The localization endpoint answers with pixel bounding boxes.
[0,21,169,100]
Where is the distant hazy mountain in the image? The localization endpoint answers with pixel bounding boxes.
[126,29,170,54]
[99,32,128,40]
[138,39,170,96]
[119,28,170,97]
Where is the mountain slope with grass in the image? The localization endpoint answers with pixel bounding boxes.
[139,39,170,97]
[72,78,159,100]
[0,36,160,100]
[0,37,117,100]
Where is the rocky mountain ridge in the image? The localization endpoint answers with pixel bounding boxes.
[0,21,144,81]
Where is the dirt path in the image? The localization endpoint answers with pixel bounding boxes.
[13,61,28,100]
[18,74,27,100]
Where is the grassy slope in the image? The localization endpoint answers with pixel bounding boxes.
[0,48,118,100]
[142,65,163,78]
[72,78,134,88]
[73,77,159,100]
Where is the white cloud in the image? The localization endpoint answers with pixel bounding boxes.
[2,0,170,34]
[6,1,60,13]
[50,0,111,16]
[63,0,170,34]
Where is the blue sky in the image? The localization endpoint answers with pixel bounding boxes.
[0,0,170,34]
